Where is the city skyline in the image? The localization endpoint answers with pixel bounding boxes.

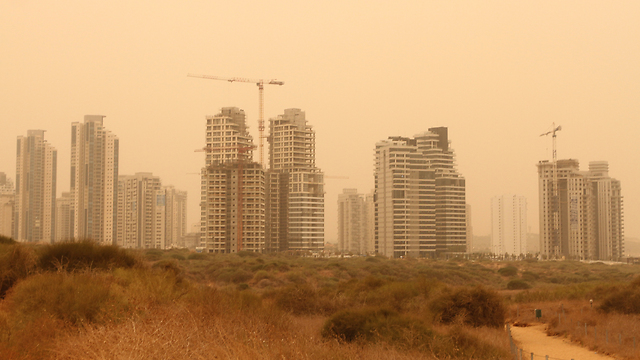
[1,2,639,242]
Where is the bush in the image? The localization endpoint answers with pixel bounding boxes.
[432,325,512,360]
[507,279,531,290]
[599,277,640,314]
[38,240,140,272]
[431,286,506,328]
[497,265,518,277]
[521,271,540,282]
[321,307,432,346]
[187,253,208,260]
[4,272,128,325]
[0,244,38,298]
[152,259,183,278]
[145,249,164,261]
[274,284,320,315]
[253,270,273,282]
[0,235,16,244]
[171,254,186,261]
[237,250,260,258]
[216,268,253,284]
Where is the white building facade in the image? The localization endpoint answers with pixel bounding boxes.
[538,159,623,260]
[14,130,57,243]
[267,108,324,254]
[374,128,466,258]
[70,115,119,244]
[337,189,374,255]
[161,186,187,248]
[491,195,527,256]
[55,192,73,242]
[0,174,15,239]
[116,173,162,249]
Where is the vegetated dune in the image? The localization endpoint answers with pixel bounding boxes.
[2,241,640,360]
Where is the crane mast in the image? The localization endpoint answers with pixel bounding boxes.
[540,123,562,257]
[188,73,284,168]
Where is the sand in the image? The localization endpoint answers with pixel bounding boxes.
[510,324,616,360]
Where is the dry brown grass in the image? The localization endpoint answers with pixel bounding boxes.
[510,300,640,360]
[47,304,445,360]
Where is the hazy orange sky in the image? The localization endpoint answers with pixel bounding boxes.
[1,1,638,242]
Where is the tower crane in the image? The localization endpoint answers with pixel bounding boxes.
[196,145,256,252]
[188,73,284,168]
[540,123,562,257]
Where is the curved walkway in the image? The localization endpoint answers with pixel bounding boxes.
[510,324,615,360]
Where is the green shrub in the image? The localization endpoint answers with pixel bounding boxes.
[237,283,249,291]
[112,267,192,307]
[216,268,253,284]
[431,286,506,328]
[171,254,186,261]
[599,276,640,314]
[0,244,38,298]
[321,307,432,346]
[5,272,128,325]
[507,279,531,290]
[0,235,16,244]
[152,259,183,278]
[521,271,540,282]
[145,249,164,261]
[362,275,385,289]
[286,270,306,284]
[38,240,140,272]
[187,252,208,260]
[237,251,259,258]
[497,265,518,277]
[274,283,320,315]
[253,270,273,282]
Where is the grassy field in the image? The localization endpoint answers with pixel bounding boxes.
[2,237,640,359]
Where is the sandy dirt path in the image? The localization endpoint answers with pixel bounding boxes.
[510,324,615,360]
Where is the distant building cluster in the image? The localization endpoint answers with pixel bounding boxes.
[538,159,624,261]
[199,107,324,255]
[2,112,627,262]
[2,115,188,249]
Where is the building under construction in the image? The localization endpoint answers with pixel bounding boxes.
[200,108,265,253]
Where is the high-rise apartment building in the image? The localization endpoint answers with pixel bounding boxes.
[70,115,119,244]
[466,204,473,254]
[265,171,289,252]
[116,174,187,249]
[200,107,265,253]
[0,173,15,238]
[267,108,324,254]
[55,192,73,242]
[374,128,466,258]
[160,186,187,248]
[14,130,57,243]
[338,189,374,255]
[491,195,527,256]
[538,159,623,260]
[116,173,161,249]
